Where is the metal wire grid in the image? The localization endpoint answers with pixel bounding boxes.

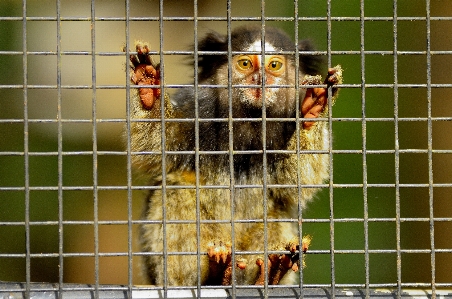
[1,0,452,299]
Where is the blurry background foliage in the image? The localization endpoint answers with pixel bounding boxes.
[0,0,451,286]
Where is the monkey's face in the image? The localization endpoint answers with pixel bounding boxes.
[231,41,297,116]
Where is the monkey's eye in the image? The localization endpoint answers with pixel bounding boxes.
[267,60,283,72]
[237,59,253,70]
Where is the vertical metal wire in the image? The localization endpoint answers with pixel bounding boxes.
[259,1,269,298]
[392,1,402,298]
[326,0,336,296]
[90,1,100,298]
[293,0,305,295]
[360,1,370,298]
[124,0,134,297]
[56,0,64,297]
[192,0,202,295]
[226,1,237,297]
[22,0,30,298]
[158,0,169,296]
[425,0,436,298]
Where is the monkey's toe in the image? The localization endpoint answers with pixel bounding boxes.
[206,242,246,285]
[255,236,311,285]
[207,241,231,264]
[255,253,293,285]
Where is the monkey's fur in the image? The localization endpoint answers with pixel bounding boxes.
[127,25,342,286]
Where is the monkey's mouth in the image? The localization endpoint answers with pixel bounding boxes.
[250,88,261,101]
[241,87,277,107]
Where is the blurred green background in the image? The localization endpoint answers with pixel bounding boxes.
[1,0,451,287]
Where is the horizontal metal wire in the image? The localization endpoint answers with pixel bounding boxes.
[2,50,452,56]
[2,216,452,229]
[1,16,452,21]
[3,117,452,126]
[3,248,452,260]
[3,149,452,158]
[1,282,452,299]
[2,84,452,91]
[3,183,452,193]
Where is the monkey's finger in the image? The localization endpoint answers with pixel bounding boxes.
[129,42,156,69]
[137,44,154,66]
[324,66,343,98]
[325,68,337,84]
[130,47,147,67]
[131,64,145,84]
[122,45,142,68]
[129,54,141,68]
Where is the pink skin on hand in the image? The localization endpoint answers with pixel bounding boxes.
[301,67,339,130]
[301,87,327,130]
[132,64,161,110]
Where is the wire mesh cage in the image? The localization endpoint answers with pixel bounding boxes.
[1,0,452,298]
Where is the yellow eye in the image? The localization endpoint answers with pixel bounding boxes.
[237,59,253,70]
[267,60,283,71]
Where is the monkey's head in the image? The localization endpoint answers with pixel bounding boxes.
[198,25,323,118]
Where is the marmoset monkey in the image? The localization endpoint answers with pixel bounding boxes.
[126,25,342,286]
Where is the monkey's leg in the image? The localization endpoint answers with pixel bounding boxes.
[301,65,343,130]
[128,42,161,109]
[255,236,311,285]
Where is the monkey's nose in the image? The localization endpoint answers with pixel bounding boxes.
[251,73,261,85]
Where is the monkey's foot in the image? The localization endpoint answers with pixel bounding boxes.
[255,235,312,285]
[301,65,343,130]
[126,42,161,110]
[207,241,246,285]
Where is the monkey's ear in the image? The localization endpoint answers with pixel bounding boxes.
[298,39,324,76]
[197,31,228,81]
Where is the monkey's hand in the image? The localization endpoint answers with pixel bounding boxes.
[127,41,161,110]
[207,241,246,285]
[301,65,343,130]
[255,235,312,285]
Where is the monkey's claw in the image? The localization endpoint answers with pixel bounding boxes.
[208,241,231,264]
[126,42,161,110]
[207,241,232,285]
[325,65,343,86]
[206,242,246,285]
[255,236,311,285]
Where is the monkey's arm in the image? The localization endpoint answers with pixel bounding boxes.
[127,42,239,286]
[273,65,343,208]
[127,42,194,176]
